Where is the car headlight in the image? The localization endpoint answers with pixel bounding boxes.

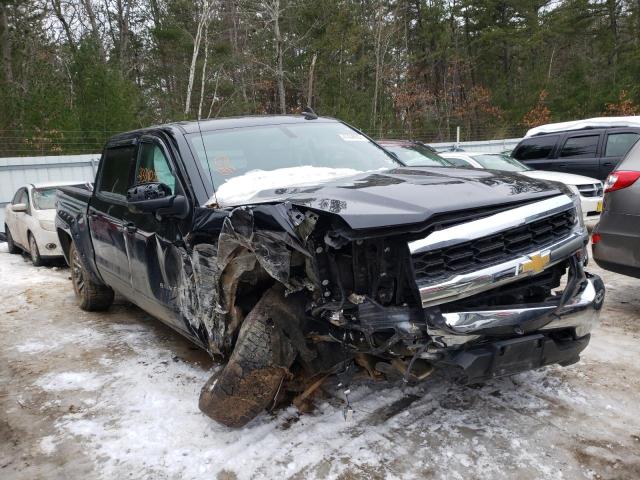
[39,220,56,231]
[567,188,584,228]
[566,184,580,196]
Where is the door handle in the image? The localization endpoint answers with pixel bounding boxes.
[557,163,567,168]
[123,222,137,233]
[602,161,613,166]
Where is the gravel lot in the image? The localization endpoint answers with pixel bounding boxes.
[1,241,639,480]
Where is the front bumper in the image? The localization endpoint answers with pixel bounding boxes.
[426,273,605,383]
[426,274,605,348]
[580,195,602,216]
[32,228,63,257]
[438,332,591,384]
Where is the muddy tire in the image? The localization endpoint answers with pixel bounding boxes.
[70,242,114,311]
[199,287,295,428]
[29,233,43,266]
[5,226,19,254]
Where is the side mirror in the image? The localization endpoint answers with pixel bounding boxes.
[126,183,189,219]
[11,203,27,213]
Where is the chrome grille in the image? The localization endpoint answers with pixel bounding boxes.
[577,183,603,198]
[412,209,576,284]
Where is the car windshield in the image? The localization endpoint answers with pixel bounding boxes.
[470,154,530,172]
[32,188,59,210]
[382,144,452,167]
[187,122,401,193]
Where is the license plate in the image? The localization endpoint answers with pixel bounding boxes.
[596,200,603,213]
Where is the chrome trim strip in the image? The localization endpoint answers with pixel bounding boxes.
[441,305,557,334]
[408,194,574,254]
[427,276,603,348]
[417,228,586,307]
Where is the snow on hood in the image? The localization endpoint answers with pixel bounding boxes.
[206,166,362,207]
[525,116,640,137]
[522,169,601,186]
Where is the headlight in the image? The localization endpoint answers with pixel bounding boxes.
[567,188,584,228]
[566,184,580,196]
[39,220,55,231]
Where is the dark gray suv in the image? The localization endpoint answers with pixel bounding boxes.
[513,127,640,180]
[593,141,640,278]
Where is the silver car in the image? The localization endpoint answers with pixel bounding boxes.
[592,141,640,278]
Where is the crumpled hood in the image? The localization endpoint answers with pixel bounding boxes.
[218,167,564,229]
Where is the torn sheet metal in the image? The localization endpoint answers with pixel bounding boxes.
[178,205,318,356]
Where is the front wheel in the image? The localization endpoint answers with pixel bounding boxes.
[199,286,296,428]
[70,242,114,311]
[5,226,19,254]
[29,234,43,266]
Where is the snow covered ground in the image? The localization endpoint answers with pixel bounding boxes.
[1,242,640,480]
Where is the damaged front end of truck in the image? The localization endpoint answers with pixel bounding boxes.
[176,183,605,428]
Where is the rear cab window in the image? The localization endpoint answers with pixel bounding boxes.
[512,135,559,160]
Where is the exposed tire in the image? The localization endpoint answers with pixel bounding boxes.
[199,286,296,428]
[70,242,114,311]
[5,226,19,254]
[29,233,43,266]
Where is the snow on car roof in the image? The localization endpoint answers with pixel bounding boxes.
[525,116,640,137]
[28,180,88,189]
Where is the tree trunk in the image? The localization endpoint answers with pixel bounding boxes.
[372,6,383,130]
[80,0,104,59]
[51,0,76,52]
[198,23,210,119]
[273,0,286,114]
[306,53,317,109]
[0,2,12,84]
[185,0,210,116]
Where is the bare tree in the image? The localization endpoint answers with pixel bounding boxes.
[185,0,214,116]
[50,0,77,51]
[79,0,104,59]
[371,2,395,131]
[306,52,316,109]
[0,1,12,83]
[198,22,210,119]
[262,0,286,113]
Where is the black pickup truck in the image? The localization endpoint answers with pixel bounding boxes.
[56,115,605,427]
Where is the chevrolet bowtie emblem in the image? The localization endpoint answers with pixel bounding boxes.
[520,252,551,274]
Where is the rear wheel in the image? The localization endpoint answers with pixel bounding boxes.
[199,286,296,428]
[70,242,114,311]
[5,226,19,254]
[29,234,43,266]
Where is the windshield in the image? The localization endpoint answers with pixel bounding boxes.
[32,188,59,210]
[470,154,529,172]
[187,122,400,193]
[382,144,452,167]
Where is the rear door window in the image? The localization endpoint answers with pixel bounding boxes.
[97,145,136,197]
[512,135,559,160]
[559,135,599,158]
[604,132,640,157]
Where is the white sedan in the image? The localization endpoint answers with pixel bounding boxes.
[4,181,87,265]
[439,151,603,220]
